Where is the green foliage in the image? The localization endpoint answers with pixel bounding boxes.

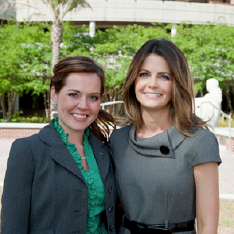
[1,20,234,118]
[174,23,234,93]
[0,21,52,96]
[0,112,50,123]
[2,20,233,98]
[69,23,171,91]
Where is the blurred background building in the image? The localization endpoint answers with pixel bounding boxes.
[1,0,234,27]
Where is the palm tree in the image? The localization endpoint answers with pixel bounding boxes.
[0,0,91,116]
[41,0,90,70]
[1,0,90,70]
[40,0,91,116]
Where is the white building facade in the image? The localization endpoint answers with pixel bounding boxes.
[0,0,234,27]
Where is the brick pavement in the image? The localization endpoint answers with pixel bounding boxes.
[0,139,233,198]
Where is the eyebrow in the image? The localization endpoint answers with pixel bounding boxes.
[139,69,172,76]
[67,89,100,95]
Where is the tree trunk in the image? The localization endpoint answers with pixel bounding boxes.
[7,91,16,121]
[47,90,51,112]
[51,20,63,71]
[50,20,63,116]
[43,90,51,118]
[43,90,48,118]
[0,93,7,119]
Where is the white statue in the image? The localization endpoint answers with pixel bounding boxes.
[195,78,222,127]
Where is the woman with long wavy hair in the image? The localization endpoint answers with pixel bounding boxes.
[109,39,221,234]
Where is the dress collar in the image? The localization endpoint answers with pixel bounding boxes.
[128,125,185,158]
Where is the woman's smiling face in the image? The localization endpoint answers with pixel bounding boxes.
[51,72,101,136]
[134,54,173,115]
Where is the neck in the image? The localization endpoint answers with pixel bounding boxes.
[67,131,84,146]
[137,107,172,138]
[55,117,86,146]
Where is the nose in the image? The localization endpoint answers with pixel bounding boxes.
[148,76,159,88]
[77,97,89,110]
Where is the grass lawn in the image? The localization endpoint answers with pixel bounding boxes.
[217,117,234,128]
[0,187,233,233]
[219,199,234,233]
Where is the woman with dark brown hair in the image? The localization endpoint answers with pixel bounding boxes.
[1,56,116,234]
[109,39,221,234]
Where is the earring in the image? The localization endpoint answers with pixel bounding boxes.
[54,102,57,106]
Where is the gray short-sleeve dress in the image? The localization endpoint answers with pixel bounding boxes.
[109,124,221,234]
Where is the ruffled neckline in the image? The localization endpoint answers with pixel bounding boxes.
[54,117,101,233]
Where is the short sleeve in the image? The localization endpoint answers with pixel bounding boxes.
[192,129,222,166]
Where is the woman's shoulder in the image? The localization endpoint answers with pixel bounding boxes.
[109,124,133,150]
[12,133,40,148]
[12,122,56,151]
[191,127,217,142]
[8,134,40,167]
[188,127,221,166]
[184,127,219,151]
[110,124,132,139]
[10,134,46,163]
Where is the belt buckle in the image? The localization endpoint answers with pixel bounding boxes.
[133,221,148,233]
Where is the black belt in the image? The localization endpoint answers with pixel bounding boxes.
[123,216,195,234]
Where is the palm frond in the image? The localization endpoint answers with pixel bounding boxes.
[41,0,56,17]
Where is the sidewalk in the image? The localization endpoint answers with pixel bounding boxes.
[218,145,234,199]
[0,139,234,198]
[0,139,14,187]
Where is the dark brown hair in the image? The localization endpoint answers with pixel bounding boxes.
[122,39,208,136]
[50,56,116,142]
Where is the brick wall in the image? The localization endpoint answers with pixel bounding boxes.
[226,137,234,153]
[216,134,234,153]
[0,128,42,139]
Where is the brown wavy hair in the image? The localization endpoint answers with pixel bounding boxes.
[122,39,208,136]
[50,56,116,142]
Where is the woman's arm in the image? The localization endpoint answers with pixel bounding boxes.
[1,139,35,234]
[194,162,219,234]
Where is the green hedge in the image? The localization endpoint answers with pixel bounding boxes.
[0,113,50,123]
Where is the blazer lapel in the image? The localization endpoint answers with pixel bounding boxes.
[50,142,85,182]
[89,132,110,183]
[39,120,84,182]
[39,121,110,182]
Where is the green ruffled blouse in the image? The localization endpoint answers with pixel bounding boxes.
[54,117,107,234]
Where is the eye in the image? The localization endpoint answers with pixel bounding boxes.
[160,75,170,80]
[139,72,149,77]
[90,95,99,101]
[69,93,78,98]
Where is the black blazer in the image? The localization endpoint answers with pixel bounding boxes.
[1,120,116,234]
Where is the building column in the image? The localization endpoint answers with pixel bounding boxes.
[89,21,96,37]
[171,24,177,37]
